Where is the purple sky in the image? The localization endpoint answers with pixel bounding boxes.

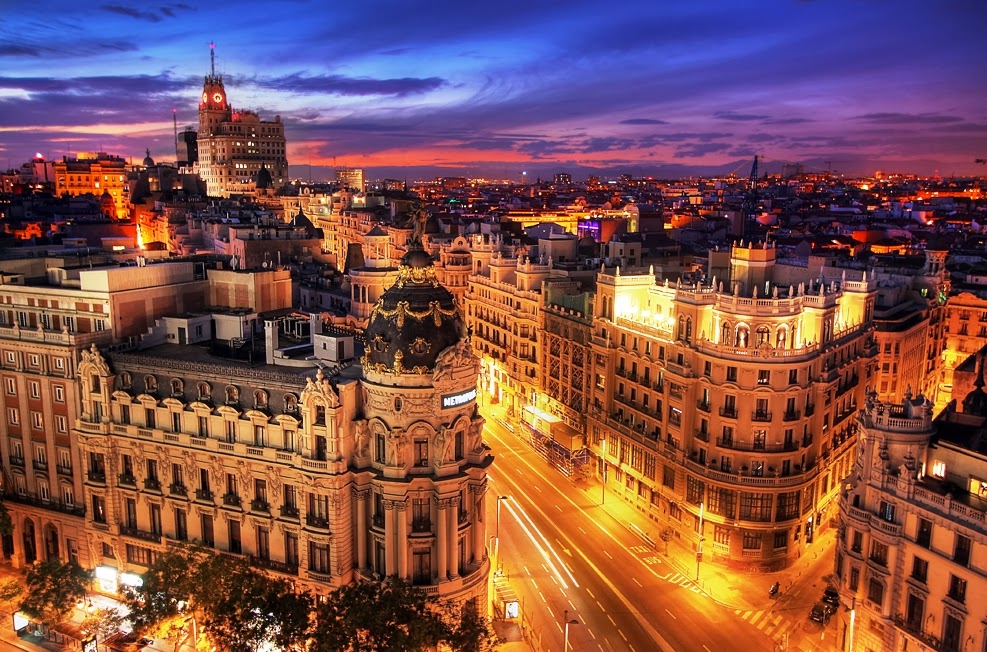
[1,0,985,179]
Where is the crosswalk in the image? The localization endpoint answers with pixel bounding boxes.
[735,607,797,639]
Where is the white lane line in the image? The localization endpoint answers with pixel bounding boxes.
[665,609,677,620]
[538,591,547,603]
[703,646,712,652]
[569,599,576,610]
[603,550,613,559]
[589,629,597,640]
[555,504,563,512]
[534,485,542,492]
[619,630,628,641]
[586,588,596,599]
[523,565,532,576]
[607,615,616,626]
[531,579,539,590]
[632,577,642,587]
[597,601,605,612]
[578,526,587,534]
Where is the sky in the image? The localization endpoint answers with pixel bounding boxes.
[1,0,985,180]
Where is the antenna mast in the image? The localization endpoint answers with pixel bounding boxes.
[173,108,179,163]
[210,41,216,77]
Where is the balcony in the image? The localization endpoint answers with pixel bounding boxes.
[250,499,270,513]
[118,474,137,487]
[195,489,214,501]
[411,519,432,533]
[719,407,738,419]
[56,465,73,477]
[372,514,384,528]
[696,401,711,413]
[280,505,299,519]
[144,478,161,491]
[893,615,941,650]
[222,493,242,507]
[9,456,24,468]
[306,514,330,530]
[32,460,48,472]
[694,429,710,443]
[3,491,85,517]
[87,470,106,484]
[782,410,801,422]
[120,526,162,544]
[169,483,187,497]
[751,411,772,423]
[250,555,298,576]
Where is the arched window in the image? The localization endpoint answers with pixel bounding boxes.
[197,382,211,401]
[225,386,239,404]
[171,379,184,397]
[144,375,157,393]
[776,326,788,349]
[119,372,132,389]
[735,325,749,348]
[284,394,298,414]
[755,325,770,346]
[685,318,693,344]
[253,390,268,409]
[677,315,686,341]
[721,322,732,345]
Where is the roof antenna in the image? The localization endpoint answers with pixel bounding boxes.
[210,41,216,77]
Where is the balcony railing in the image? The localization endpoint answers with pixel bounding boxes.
[250,499,270,513]
[87,470,106,483]
[696,401,711,413]
[170,483,188,496]
[120,526,162,544]
[32,460,48,472]
[9,456,24,468]
[144,478,161,491]
[306,515,330,530]
[195,489,214,501]
[411,520,432,533]
[892,615,941,650]
[782,410,801,421]
[250,555,298,576]
[3,491,85,517]
[56,465,73,477]
[751,411,772,422]
[719,407,738,419]
[222,494,242,507]
[118,474,137,487]
[280,505,300,519]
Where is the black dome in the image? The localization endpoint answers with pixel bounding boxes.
[963,355,987,417]
[256,165,273,189]
[362,246,463,374]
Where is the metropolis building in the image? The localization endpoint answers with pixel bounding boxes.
[197,49,288,197]
[71,244,490,607]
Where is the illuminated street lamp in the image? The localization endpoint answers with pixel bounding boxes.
[496,495,510,541]
[695,501,705,581]
[563,609,580,651]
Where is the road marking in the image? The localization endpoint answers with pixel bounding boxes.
[619,630,628,641]
[665,609,677,620]
[555,504,562,512]
[578,526,587,534]
[607,615,616,626]
[589,629,597,640]
[586,588,596,599]
[603,550,613,559]
[534,485,542,492]
[597,601,605,612]
[524,565,531,576]
[629,545,650,553]
[632,577,642,587]
[531,579,539,590]
[703,646,712,652]
[642,556,661,565]
[569,599,576,610]
[538,591,547,603]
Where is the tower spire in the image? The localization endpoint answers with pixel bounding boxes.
[210,41,215,77]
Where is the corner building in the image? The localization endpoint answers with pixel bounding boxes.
[585,242,877,570]
[74,247,490,607]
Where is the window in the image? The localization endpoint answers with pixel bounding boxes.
[172,412,182,433]
[225,420,236,443]
[257,526,270,560]
[742,531,762,550]
[662,465,675,489]
[878,500,896,523]
[757,369,770,385]
[911,556,928,583]
[309,542,330,573]
[942,613,962,652]
[953,534,971,566]
[851,531,863,553]
[869,540,888,566]
[773,531,787,549]
[175,508,188,541]
[4,378,13,395]
[124,498,137,529]
[739,492,772,522]
[126,545,156,567]
[413,549,431,584]
[686,477,705,505]
[726,366,737,382]
[789,369,798,385]
[54,415,67,434]
[776,491,800,521]
[29,381,40,399]
[145,407,156,429]
[414,439,428,466]
[228,520,242,554]
[285,532,299,566]
[201,514,214,546]
[849,566,860,591]
[253,425,266,447]
[149,504,161,535]
[947,575,967,603]
[7,407,18,425]
[412,498,431,532]
[120,404,130,425]
[867,578,884,606]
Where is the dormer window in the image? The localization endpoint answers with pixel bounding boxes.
[171,379,184,397]
[144,375,157,393]
[197,383,211,401]
[253,390,268,409]
[225,386,239,405]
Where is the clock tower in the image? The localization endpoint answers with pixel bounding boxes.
[195,43,288,197]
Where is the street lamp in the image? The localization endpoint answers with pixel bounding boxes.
[563,609,580,651]
[695,501,705,581]
[601,439,608,505]
[496,495,510,541]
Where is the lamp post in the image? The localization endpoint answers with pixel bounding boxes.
[695,500,705,581]
[563,609,580,651]
[601,439,608,505]
[496,495,510,541]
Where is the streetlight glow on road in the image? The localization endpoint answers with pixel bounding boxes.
[500,492,579,590]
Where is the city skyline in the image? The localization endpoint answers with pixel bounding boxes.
[1,0,986,179]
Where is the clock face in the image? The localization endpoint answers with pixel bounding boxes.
[213,92,224,103]
[202,92,208,102]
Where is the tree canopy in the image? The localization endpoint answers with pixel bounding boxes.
[20,559,92,625]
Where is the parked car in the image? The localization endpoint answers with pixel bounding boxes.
[809,601,835,624]
[822,587,841,608]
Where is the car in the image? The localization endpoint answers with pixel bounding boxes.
[809,601,835,624]
[822,587,841,608]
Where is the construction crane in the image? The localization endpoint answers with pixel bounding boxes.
[741,155,759,241]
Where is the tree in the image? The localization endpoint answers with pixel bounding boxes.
[20,559,92,626]
[122,543,202,634]
[0,577,23,614]
[81,607,126,652]
[194,554,311,652]
[309,580,450,652]
[444,598,498,652]
[659,527,675,556]
[0,502,12,537]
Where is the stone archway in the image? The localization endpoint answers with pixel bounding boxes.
[43,523,59,560]
[22,519,37,564]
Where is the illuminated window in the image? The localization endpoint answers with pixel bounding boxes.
[931,460,946,478]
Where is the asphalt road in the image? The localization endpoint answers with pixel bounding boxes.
[485,416,779,652]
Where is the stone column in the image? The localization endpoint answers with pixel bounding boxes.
[354,489,368,570]
[472,488,486,563]
[448,497,459,579]
[384,499,396,576]
[396,500,409,580]
[436,498,449,582]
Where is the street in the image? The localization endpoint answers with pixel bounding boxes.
[485,412,839,652]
